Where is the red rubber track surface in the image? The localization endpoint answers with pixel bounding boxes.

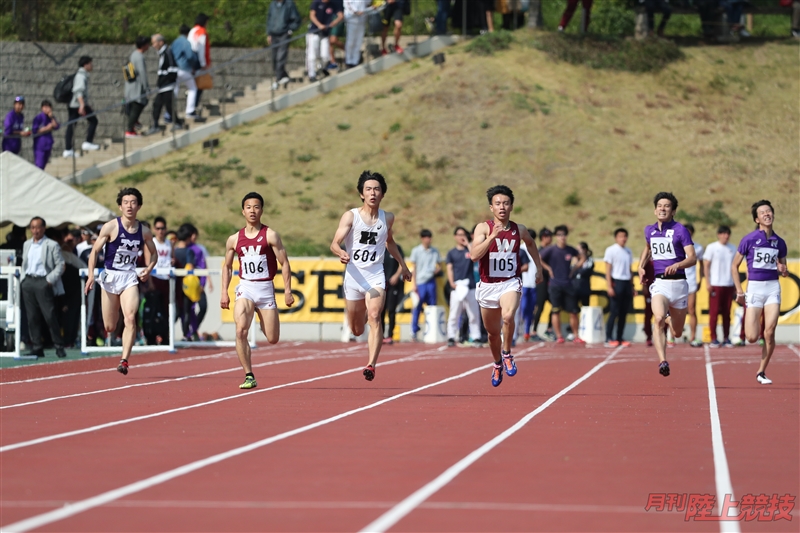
[1,341,797,532]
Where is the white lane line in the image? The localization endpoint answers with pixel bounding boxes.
[0,361,494,533]
[703,345,741,533]
[0,500,645,514]
[0,347,448,453]
[789,344,800,358]
[359,346,624,533]
[1,347,365,410]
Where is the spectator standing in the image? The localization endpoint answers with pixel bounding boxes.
[2,96,30,155]
[55,228,86,347]
[532,227,553,339]
[64,56,100,158]
[571,241,594,307]
[267,0,302,89]
[344,0,369,69]
[434,0,451,34]
[704,225,737,347]
[188,13,211,112]
[329,0,347,59]
[148,34,181,134]
[641,259,655,347]
[684,223,704,347]
[381,243,405,344]
[642,0,672,37]
[409,229,441,341]
[380,0,405,54]
[20,217,66,358]
[445,227,481,347]
[150,217,173,321]
[539,225,582,344]
[519,229,539,342]
[307,0,343,82]
[723,0,749,36]
[31,100,59,169]
[603,228,633,347]
[558,0,593,32]
[124,36,151,138]
[171,25,200,120]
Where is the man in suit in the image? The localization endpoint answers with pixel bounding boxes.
[21,217,66,358]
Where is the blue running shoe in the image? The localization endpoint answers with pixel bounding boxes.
[491,363,503,387]
[502,352,517,377]
[659,361,670,377]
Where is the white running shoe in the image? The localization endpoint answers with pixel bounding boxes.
[62,149,79,158]
[756,372,772,385]
[81,142,100,151]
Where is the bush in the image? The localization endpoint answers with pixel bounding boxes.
[591,0,636,37]
[465,30,515,55]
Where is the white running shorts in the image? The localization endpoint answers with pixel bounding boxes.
[745,280,781,309]
[235,279,276,310]
[649,278,689,310]
[97,269,139,295]
[343,268,386,301]
[687,275,698,294]
[476,278,522,309]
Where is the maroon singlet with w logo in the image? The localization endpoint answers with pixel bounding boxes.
[236,225,277,282]
[479,221,522,283]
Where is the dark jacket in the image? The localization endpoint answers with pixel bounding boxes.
[156,44,179,88]
[266,0,302,35]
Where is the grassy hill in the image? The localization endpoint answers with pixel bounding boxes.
[80,31,800,257]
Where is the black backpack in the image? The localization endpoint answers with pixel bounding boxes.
[53,73,76,104]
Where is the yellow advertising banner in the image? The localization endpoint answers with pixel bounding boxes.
[222,258,800,325]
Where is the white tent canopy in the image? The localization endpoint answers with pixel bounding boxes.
[0,152,115,228]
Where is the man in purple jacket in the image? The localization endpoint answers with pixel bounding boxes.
[2,96,31,154]
[31,100,60,169]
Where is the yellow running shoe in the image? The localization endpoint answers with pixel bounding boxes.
[239,376,257,389]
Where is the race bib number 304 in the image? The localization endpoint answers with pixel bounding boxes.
[489,252,516,278]
[650,237,676,260]
[753,247,778,270]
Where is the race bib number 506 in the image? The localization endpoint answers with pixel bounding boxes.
[753,247,778,270]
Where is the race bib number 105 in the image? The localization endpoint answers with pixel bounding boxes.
[489,252,516,278]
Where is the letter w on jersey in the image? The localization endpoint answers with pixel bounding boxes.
[241,245,262,256]
[359,231,378,245]
[495,238,515,252]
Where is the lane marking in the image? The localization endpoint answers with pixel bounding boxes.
[1,347,365,410]
[0,499,645,514]
[704,345,741,533]
[0,359,503,533]
[0,346,465,453]
[359,346,624,533]
[789,344,800,358]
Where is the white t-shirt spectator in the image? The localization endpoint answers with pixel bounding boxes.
[603,243,633,280]
[704,241,736,287]
[685,243,704,286]
[520,242,538,288]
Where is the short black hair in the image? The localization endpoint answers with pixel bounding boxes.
[453,226,470,236]
[117,187,143,206]
[527,228,537,240]
[751,199,773,223]
[420,229,432,238]
[78,55,92,67]
[717,225,731,235]
[154,216,167,227]
[41,99,53,108]
[30,216,46,227]
[176,223,197,242]
[653,192,678,211]
[135,35,149,49]
[685,223,695,234]
[179,24,191,36]
[69,228,82,239]
[539,227,552,237]
[614,227,628,237]
[195,13,209,26]
[554,225,568,236]
[357,170,387,196]
[486,185,514,205]
[241,192,264,209]
[579,241,592,257]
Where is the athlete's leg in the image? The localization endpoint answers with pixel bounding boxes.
[256,307,280,344]
[499,290,521,353]
[346,298,368,337]
[118,285,140,361]
[101,290,122,344]
[481,306,503,364]
[743,305,763,344]
[758,303,780,374]
[233,298,256,373]
[687,291,697,341]
[651,294,670,363]
[365,288,386,366]
[667,305,688,339]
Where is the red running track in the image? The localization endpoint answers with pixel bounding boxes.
[0,340,797,532]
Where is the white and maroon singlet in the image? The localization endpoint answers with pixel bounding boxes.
[236,225,278,282]
[478,221,522,283]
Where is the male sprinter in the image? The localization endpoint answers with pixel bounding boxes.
[221,192,294,390]
[638,192,696,377]
[85,188,157,375]
[732,200,788,385]
[471,185,543,387]
[330,170,411,381]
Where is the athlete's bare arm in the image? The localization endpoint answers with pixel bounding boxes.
[778,256,788,277]
[139,225,157,282]
[330,210,355,264]
[470,221,502,262]
[220,233,238,310]
[385,212,411,281]
[84,219,117,295]
[518,223,544,284]
[732,252,746,305]
[638,243,652,281]
[664,245,696,276]
[268,228,295,307]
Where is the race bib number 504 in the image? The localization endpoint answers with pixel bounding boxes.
[650,237,676,260]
